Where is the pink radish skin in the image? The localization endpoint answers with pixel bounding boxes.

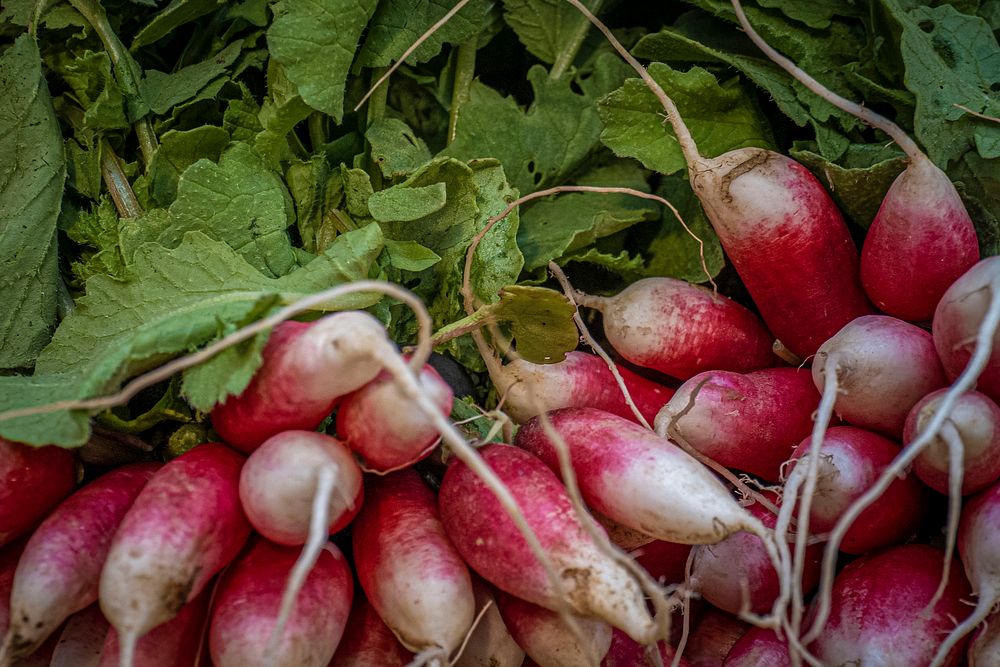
[577,277,775,380]
[209,540,353,667]
[336,363,454,472]
[0,439,76,548]
[5,463,159,659]
[515,408,771,545]
[98,443,250,664]
[239,431,363,544]
[813,315,946,437]
[211,312,390,453]
[453,580,524,667]
[601,629,690,667]
[861,158,979,322]
[352,469,475,658]
[493,351,675,425]
[934,257,1000,403]
[101,588,210,667]
[785,426,928,554]
[328,595,414,667]
[905,389,1000,495]
[691,501,821,616]
[495,590,612,667]
[690,149,874,359]
[438,444,656,643]
[722,628,789,667]
[655,367,819,481]
[50,604,108,667]
[806,544,971,667]
[684,609,750,667]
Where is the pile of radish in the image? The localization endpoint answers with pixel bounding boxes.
[3,2,1000,666]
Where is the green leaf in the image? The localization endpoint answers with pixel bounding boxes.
[146,125,230,207]
[286,155,342,255]
[0,374,91,447]
[0,35,65,370]
[493,286,577,363]
[597,63,772,175]
[132,0,226,49]
[267,0,379,122]
[468,159,524,306]
[139,41,242,115]
[52,50,129,130]
[97,378,193,433]
[366,117,432,179]
[501,0,598,65]
[442,53,630,194]
[384,239,442,271]
[640,176,724,283]
[65,136,103,201]
[369,183,448,222]
[253,62,312,164]
[517,161,659,270]
[357,0,494,67]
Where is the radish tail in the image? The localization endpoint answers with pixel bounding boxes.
[925,422,964,613]
[118,632,137,667]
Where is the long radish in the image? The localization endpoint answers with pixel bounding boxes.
[101,587,211,667]
[4,463,159,660]
[731,0,979,323]
[0,439,76,548]
[98,442,250,667]
[352,469,475,663]
[328,594,414,667]
[495,590,612,667]
[453,580,525,667]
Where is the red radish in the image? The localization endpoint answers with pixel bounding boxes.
[328,595,414,667]
[438,444,656,643]
[813,315,946,437]
[514,409,779,547]
[101,587,210,667]
[784,426,928,554]
[491,351,675,425]
[722,628,789,667]
[731,0,978,323]
[968,610,1000,666]
[601,628,690,667]
[574,278,775,380]
[50,604,108,667]
[0,438,76,548]
[211,312,391,453]
[655,367,818,482]
[209,539,352,667]
[806,544,971,667]
[98,442,250,667]
[453,581,525,667]
[4,463,159,660]
[905,389,1000,495]
[336,362,454,472]
[631,540,692,586]
[691,501,820,616]
[495,590,612,667]
[934,257,1000,403]
[683,609,750,667]
[352,469,475,662]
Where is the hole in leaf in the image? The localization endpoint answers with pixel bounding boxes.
[919,20,935,32]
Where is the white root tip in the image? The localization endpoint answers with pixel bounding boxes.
[119,632,137,667]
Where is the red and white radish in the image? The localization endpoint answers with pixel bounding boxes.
[806,544,971,667]
[101,587,210,667]
[574,277,775,380]
[50,605,108,667]
[453,580,524,667]
[722,627,789,667]
[328,594,414,667]
[490,351,675,426]
[209,539,353,667]
[0,537,27,648]
[99,442,250,667]
[352,469,475,662]
[211,312,391,453]
[0,439,76,548]
[495,590,612,667]
[4,463,159,660]
[336,362,454,472]
[655,367,818,482]
[439,443,656,644]
[601,628,690,667]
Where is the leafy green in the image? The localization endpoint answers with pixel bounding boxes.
[366,117,432,179]
[0,35,65,370]
[357,0,494,67]
[501,0,599,67]
[132,0,226,49]
[142,125,230,207]
[139,40,242,115]
[51,50,129,130]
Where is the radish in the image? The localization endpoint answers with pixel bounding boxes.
[50,605,108,667]
[731,0,979,323]
[453,580,524,667]
[3,462,159,660]
[438,443,656,644]
[211,312,391,453]
[574,277,775,380]
[593,512,657,550]
[968,610,1000,666]
[336,362,454,472]
[101,587,211,667]
[495,590,612,667]
[654,367,818,482]
[684,609,750,667]
[905,389,1000,495]
[489,351,675,425]
[352,469,475,663]
[209,539,353,667]
[812,315,947,438]
[99,442,250,667]
[722,627,789,667]
[601,628,690,667]
[631,540,693,586]
[0,538,27,645]
[328,594,414,667]
[806,544,971,667]
[0,438,76,548]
